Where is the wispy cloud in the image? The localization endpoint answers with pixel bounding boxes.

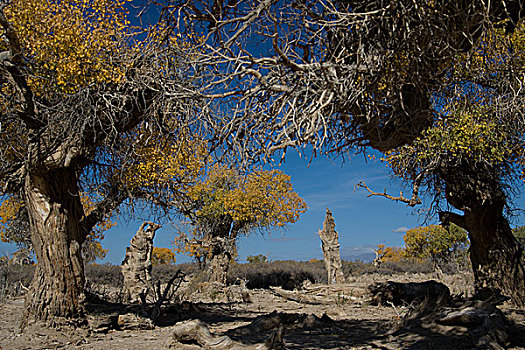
[340,245,376,262]
[392,226,409,233]
[269,237,300,243]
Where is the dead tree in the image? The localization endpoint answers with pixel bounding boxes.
[121,222,161,303]
[318,209,345,284]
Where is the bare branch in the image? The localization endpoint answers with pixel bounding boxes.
[356,181,422,207]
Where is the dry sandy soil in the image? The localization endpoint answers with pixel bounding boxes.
[1,272,525,350]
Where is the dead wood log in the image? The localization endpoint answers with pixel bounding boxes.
[270,286,359,305]
[394,293,511,349]
[172,319,285,349]
[230,311,335,337]
[117,313,155,330]
[438,301,504,327]
[436,300,510,348]
[318,209,345,284]
[270,286,329,305]
[368,280,450,306]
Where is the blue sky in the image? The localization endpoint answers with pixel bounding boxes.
[98,151,525,264]
[78,152,451,264]
[2,150,525,264]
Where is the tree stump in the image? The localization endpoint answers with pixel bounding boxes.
[318,208,345,284]
[121,222,161,303]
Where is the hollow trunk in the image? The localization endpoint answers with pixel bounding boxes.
[464,206,525,305]
[23,169,87,325]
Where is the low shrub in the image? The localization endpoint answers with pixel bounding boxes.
[85,263,123,288]
[228,260,322,289]
[0,261,34,301]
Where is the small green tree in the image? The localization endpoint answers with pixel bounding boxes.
[246,254,268,264]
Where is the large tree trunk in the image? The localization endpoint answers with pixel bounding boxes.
[442,165,525,306]
[23,169,87,325]
[464,206,525,305]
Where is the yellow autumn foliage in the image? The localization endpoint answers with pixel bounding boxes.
[2,0,131,94]
[122,133,208,195]
[152,247,176,265]
[186,165,307,229]
[383,108,517,182]
[0,196,23,243]
[174,165,307,261]
[376,224,468,264]
[375,244,406,263]
[403,224,468,260]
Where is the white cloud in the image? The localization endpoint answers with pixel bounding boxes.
[392,226,410,233]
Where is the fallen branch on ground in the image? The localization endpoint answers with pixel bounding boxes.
[172,319,285,349]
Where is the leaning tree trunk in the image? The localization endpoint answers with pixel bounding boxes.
[464,206,525,305]
[23,169,87,325]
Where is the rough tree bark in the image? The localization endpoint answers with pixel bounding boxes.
[454,207,525,305]
[121,222,162,303]
[441,167,525,306]
[208,236,235,284]
[318,209,345,284]
[23,169,87,325]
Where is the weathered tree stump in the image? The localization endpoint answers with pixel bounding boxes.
[318,208,345,284]
[121,222,161,303]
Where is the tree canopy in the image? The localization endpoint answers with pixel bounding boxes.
[367,17,525,303]
[170,0,525,304]
[0,0,207,323]
[175,165,306,283]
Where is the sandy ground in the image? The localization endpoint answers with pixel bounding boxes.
[1,272,524,350]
